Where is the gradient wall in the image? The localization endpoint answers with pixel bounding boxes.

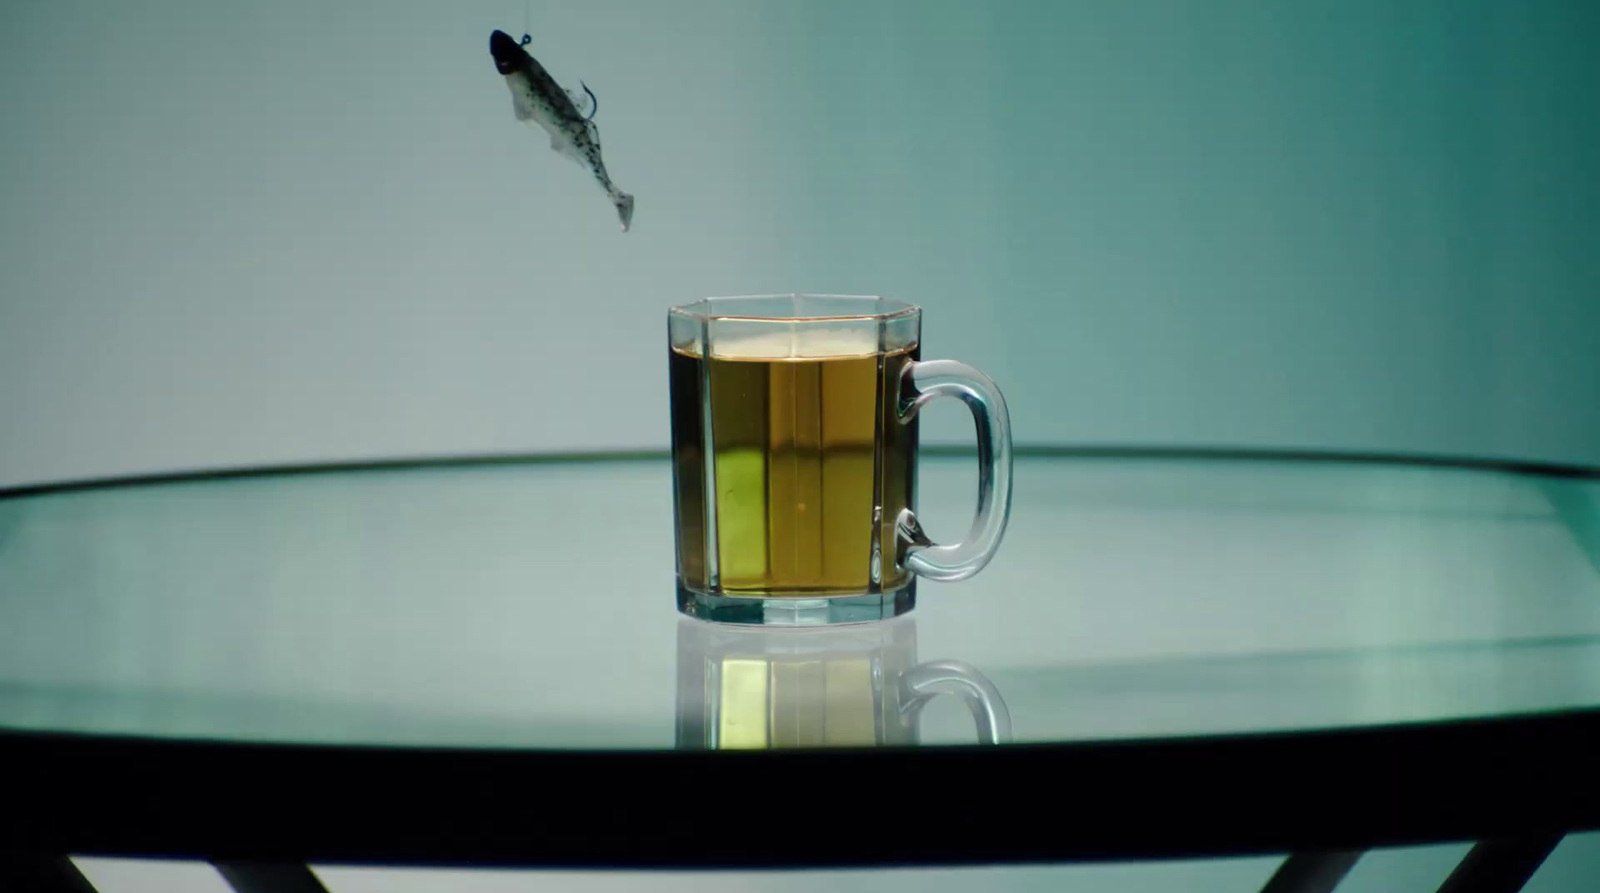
[3,0,1596,484]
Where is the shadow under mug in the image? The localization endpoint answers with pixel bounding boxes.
[675,616,1011,749]
[668,295,1013,625]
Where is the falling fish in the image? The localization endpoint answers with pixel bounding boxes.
[489,29,635,232]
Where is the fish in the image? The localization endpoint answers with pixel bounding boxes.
[489,29,635,232]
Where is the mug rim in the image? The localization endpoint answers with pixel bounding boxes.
[669,294,920,323]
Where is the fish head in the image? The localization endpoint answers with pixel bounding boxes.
[489,30,527,75]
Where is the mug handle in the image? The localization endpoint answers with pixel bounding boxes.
[896,359,1014,581]
[900,660,1013,744]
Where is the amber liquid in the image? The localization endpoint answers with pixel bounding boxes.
[669,343,918,595]
[715,655,882,748]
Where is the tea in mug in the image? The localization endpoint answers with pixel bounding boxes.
[669,330,919,596]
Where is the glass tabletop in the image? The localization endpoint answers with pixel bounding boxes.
[1,450,1597,752]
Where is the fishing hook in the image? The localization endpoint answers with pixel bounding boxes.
[581,81,598,120]
[516,31,597,121]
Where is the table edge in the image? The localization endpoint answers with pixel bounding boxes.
[3,445,1597,500]
[4,706,1597,868]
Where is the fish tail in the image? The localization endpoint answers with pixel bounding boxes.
[614,191,635,232]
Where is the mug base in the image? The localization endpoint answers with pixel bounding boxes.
[676,582,916,626]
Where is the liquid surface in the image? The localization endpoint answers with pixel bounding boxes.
[669,342,918,595]
[675,327,884,360]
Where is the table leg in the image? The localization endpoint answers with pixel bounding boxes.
[1434,836,1564,893]
[1258,850,1364,893]
[213,861,331,893]
[0,854,99,893]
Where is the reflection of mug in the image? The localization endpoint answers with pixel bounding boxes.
[675,616,1010,749]
[668,295,1013,625]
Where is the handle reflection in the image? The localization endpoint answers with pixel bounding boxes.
[675,615,1010,750]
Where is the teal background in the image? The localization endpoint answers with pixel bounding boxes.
[1,3,1598,887]
[2,0,1597,486]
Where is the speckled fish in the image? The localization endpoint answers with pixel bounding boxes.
[489,29,635,232]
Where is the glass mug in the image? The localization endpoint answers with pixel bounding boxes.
[675,616,1011,749]
[668,295,1013,625]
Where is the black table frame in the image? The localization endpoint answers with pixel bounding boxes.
[2,710,1595,873]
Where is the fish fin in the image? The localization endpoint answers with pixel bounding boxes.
[548,134,586,168]
[614,192,635,232]
[510,93,536,122]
